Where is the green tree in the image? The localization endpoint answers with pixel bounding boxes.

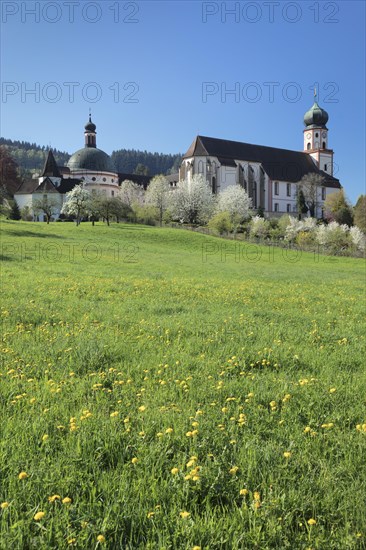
[8,201,21,220]
[296,188,308,219]
[32,195,61,223]
[354,195,366,232]
[324,189,353,226]
[134,163,149,176]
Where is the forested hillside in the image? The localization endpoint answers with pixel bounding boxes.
[0,138,182,178]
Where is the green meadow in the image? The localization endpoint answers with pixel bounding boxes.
[0,219,365,550]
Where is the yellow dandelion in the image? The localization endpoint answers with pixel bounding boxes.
[329,388,336,393]
[110,411,119,417]
[34,511,45,521]
[138,405,146,412]
[131,457,138,464]
[97,534,106,543]
[171,467,179,475]
[180,511,190,519]
[48,494,61,503]
[240,489,249,496]
[18,471,28,480]
[67,538,76,545]
[307,518,317,525]
[1,502,9,509]
[42,434,49,442]
[304,426,311,433]
[62,497,72,504]
[192,546,201,550]
[283,451,292,459]
[147,511,155,518]
[165,428,173,434]
[253,491,261,501]
[229,466,239,475]
[157,432,164,438]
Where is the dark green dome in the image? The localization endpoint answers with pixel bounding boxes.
[67,147,116,172]
[304,101,329,127]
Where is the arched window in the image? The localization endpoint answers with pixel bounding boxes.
[307,143,311,150]
[198,160,204,173]
[322,142,326,149]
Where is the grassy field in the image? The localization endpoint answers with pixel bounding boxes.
[1,219,365,550]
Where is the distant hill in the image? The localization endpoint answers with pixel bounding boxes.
[0,137,182,179]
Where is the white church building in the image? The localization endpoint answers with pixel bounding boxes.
[15,98,341,220]
[177,97,341,218]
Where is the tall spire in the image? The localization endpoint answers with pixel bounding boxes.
[40,149,61,178]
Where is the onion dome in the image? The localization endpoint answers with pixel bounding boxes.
[84,114,96,133]
[304,101,329,128]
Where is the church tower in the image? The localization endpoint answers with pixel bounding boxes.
[84,112,97,148]
[303,93,334,176]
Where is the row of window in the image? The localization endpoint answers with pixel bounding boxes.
[274,182,326,200]
[91,177,115,183]
[274,203,296,213]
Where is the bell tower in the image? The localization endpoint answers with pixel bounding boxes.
[303,91,334,176]
[84,111,97,148]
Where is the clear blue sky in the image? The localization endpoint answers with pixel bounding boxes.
[1,0,365,203]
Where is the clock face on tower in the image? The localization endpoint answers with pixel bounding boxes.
[306,132,311,139]
[322,131,327,137]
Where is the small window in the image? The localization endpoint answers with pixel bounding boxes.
[274,203,279,212]
[274,182,279,195]
[111,190,114,197]
[286,183,291,196]
[315,132,319,138]
[287,204,291,213]
[111,179,114,183]
[103,178,106,182]
[92,177,96,181]
[307,143,311,150]
[322,142,326,149]
[321,187,326,200]
[324,164,327,172]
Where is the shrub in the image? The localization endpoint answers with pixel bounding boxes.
[208,211,233,235]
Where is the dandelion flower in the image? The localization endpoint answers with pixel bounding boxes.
[180,511,190,519]
[110,411,119,418]
[62,497,72,505]
[253,491,261,501]
[229,466,239,475]
[171,468,179,475]
[329,388,336,393]
[138,405,146,412]
[131,457,138,464]
[34,511,45,521]
[192,546,201,550]
[97,534,106,543]
[147,511,155,518]
[165,428,173,434]
[42,434,49,442]
[240,489,249,496]
[48,494,61,503]
[307,518,317,526]
[18,471,28,480]
[1,502,9,509]
[283,451,292,459]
